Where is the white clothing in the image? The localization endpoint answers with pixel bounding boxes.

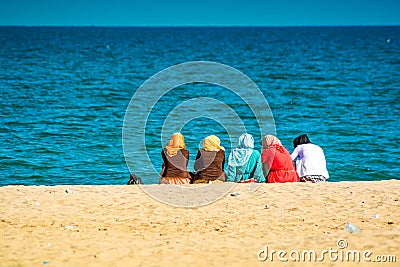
[290,143,329,178]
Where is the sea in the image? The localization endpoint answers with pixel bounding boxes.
[0,26,399,185]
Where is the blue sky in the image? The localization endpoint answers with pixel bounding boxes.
[1,0,399,26]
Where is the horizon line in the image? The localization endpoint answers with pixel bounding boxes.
[1,24,399,28]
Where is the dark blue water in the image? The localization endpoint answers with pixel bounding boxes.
[1,26,399,185]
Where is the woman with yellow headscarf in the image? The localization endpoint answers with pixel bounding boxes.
[193,135,226,183]
[160,133,191,185]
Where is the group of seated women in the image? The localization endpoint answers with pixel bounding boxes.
[159,132,329,185]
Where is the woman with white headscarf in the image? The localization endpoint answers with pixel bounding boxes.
[226,133,264,183]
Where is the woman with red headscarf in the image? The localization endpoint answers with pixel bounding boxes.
[261,135,299,183]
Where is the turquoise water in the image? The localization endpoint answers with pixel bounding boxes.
[0,26,399,185]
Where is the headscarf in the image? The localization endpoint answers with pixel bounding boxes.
[202,135,225,151]
[261,135,283,151]
[228,133,254,167]
[238,133,254,149]
[165,133,186,156]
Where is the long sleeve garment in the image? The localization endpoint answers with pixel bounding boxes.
[290,143,329,178]
[226,150,265,182]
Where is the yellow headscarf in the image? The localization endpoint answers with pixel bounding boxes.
[165,133,186,156]
[202,135,225,151]
[261,135,282,150]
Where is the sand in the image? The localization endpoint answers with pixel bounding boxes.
[0,180,399,266]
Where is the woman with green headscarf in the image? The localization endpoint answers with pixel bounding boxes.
[226,133,265,183]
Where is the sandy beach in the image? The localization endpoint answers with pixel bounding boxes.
[0,180,399,266]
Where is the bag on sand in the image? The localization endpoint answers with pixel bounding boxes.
[127,173,144,185]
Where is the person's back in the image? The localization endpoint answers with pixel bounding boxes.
[266,146,295,171]
[226,133,264,183]
[193,135,226,183]
[194,149,225,181]
[160,133,191,185]
[161,148,190,178]
[302,143,325,164]
[261,135,299,183]
[291,134,329,182]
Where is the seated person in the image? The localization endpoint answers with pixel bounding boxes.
[291,134,329,182]
[261,135,300,183]
[193,135,226,183]
[160,133,191,185]
[226,133,265,183]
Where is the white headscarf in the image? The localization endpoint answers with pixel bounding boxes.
[228,133,254,167]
